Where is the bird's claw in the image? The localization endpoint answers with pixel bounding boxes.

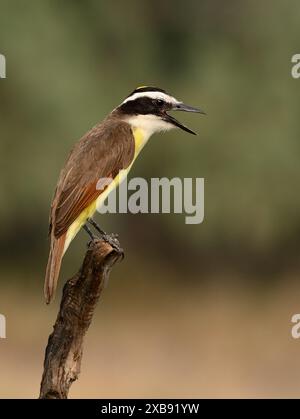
[102,233,123,256]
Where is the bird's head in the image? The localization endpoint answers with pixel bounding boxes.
[116,86,205,136]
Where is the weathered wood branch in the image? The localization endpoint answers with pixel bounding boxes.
[39,237,123,399]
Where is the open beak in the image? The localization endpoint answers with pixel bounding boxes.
[165,102,206,135]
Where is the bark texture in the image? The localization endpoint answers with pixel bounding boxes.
[39,238,123,399]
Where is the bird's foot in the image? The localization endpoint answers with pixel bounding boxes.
[83,224,97,247]
[102,232,124,257]
[83,222,123,256]
[86,218,123,255]
[87,217,105,236]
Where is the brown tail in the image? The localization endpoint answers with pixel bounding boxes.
[44,234,66,304]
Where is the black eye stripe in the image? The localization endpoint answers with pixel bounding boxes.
[151,98,164,106]
[119,97,169,115]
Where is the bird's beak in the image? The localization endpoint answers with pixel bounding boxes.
[164,102,206,135]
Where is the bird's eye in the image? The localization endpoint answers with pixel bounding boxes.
[156,99,164,106]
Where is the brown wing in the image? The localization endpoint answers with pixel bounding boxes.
[50,118,134,239]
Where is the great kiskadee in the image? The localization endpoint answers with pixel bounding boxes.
[44,86,203,303]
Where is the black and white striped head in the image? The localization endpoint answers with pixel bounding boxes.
[117,86,205,136]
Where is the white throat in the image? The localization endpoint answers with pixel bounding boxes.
[126,114,173,139]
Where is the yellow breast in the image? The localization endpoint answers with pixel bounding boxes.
[64,127,149,254]
[132,127,149,158]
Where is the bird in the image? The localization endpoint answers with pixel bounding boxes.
[44,86,204,303]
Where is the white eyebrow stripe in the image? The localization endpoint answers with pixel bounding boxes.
[122,91,179,105]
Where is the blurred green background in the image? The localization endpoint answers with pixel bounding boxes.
[1,0,300,398]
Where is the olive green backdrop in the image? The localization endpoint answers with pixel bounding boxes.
[0,0,300,398]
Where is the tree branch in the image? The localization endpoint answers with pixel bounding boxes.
[39,237,123,399]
